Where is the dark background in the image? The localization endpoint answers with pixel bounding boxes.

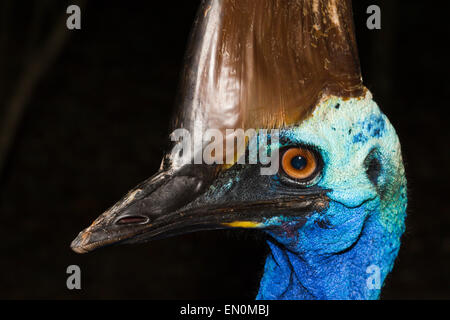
[0,0,448,299]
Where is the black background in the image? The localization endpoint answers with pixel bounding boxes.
[0,0,449,299]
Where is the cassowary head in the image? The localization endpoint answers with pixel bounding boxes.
[72,0,406,300]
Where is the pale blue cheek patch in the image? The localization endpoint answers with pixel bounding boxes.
[260,93,406,249]
[279,93,403,209]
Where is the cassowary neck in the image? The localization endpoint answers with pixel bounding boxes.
[256,205,405,300]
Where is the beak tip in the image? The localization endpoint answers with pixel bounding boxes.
[70,230,91,254]
[71,245,88,255]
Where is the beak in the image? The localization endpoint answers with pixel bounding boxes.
[71,164,329,254]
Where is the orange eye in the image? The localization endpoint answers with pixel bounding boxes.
[281,147,318,181]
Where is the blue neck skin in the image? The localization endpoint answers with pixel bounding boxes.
[256,201,404,300]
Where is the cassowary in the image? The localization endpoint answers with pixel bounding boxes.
[71,0,407,300]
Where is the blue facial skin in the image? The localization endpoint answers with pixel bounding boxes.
[256,93,407,300]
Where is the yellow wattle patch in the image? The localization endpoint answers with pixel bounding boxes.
[223,221,263,228]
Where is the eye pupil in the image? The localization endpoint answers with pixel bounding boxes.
[291,156,307,170]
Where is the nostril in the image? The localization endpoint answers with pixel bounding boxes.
[116,216,149,225]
